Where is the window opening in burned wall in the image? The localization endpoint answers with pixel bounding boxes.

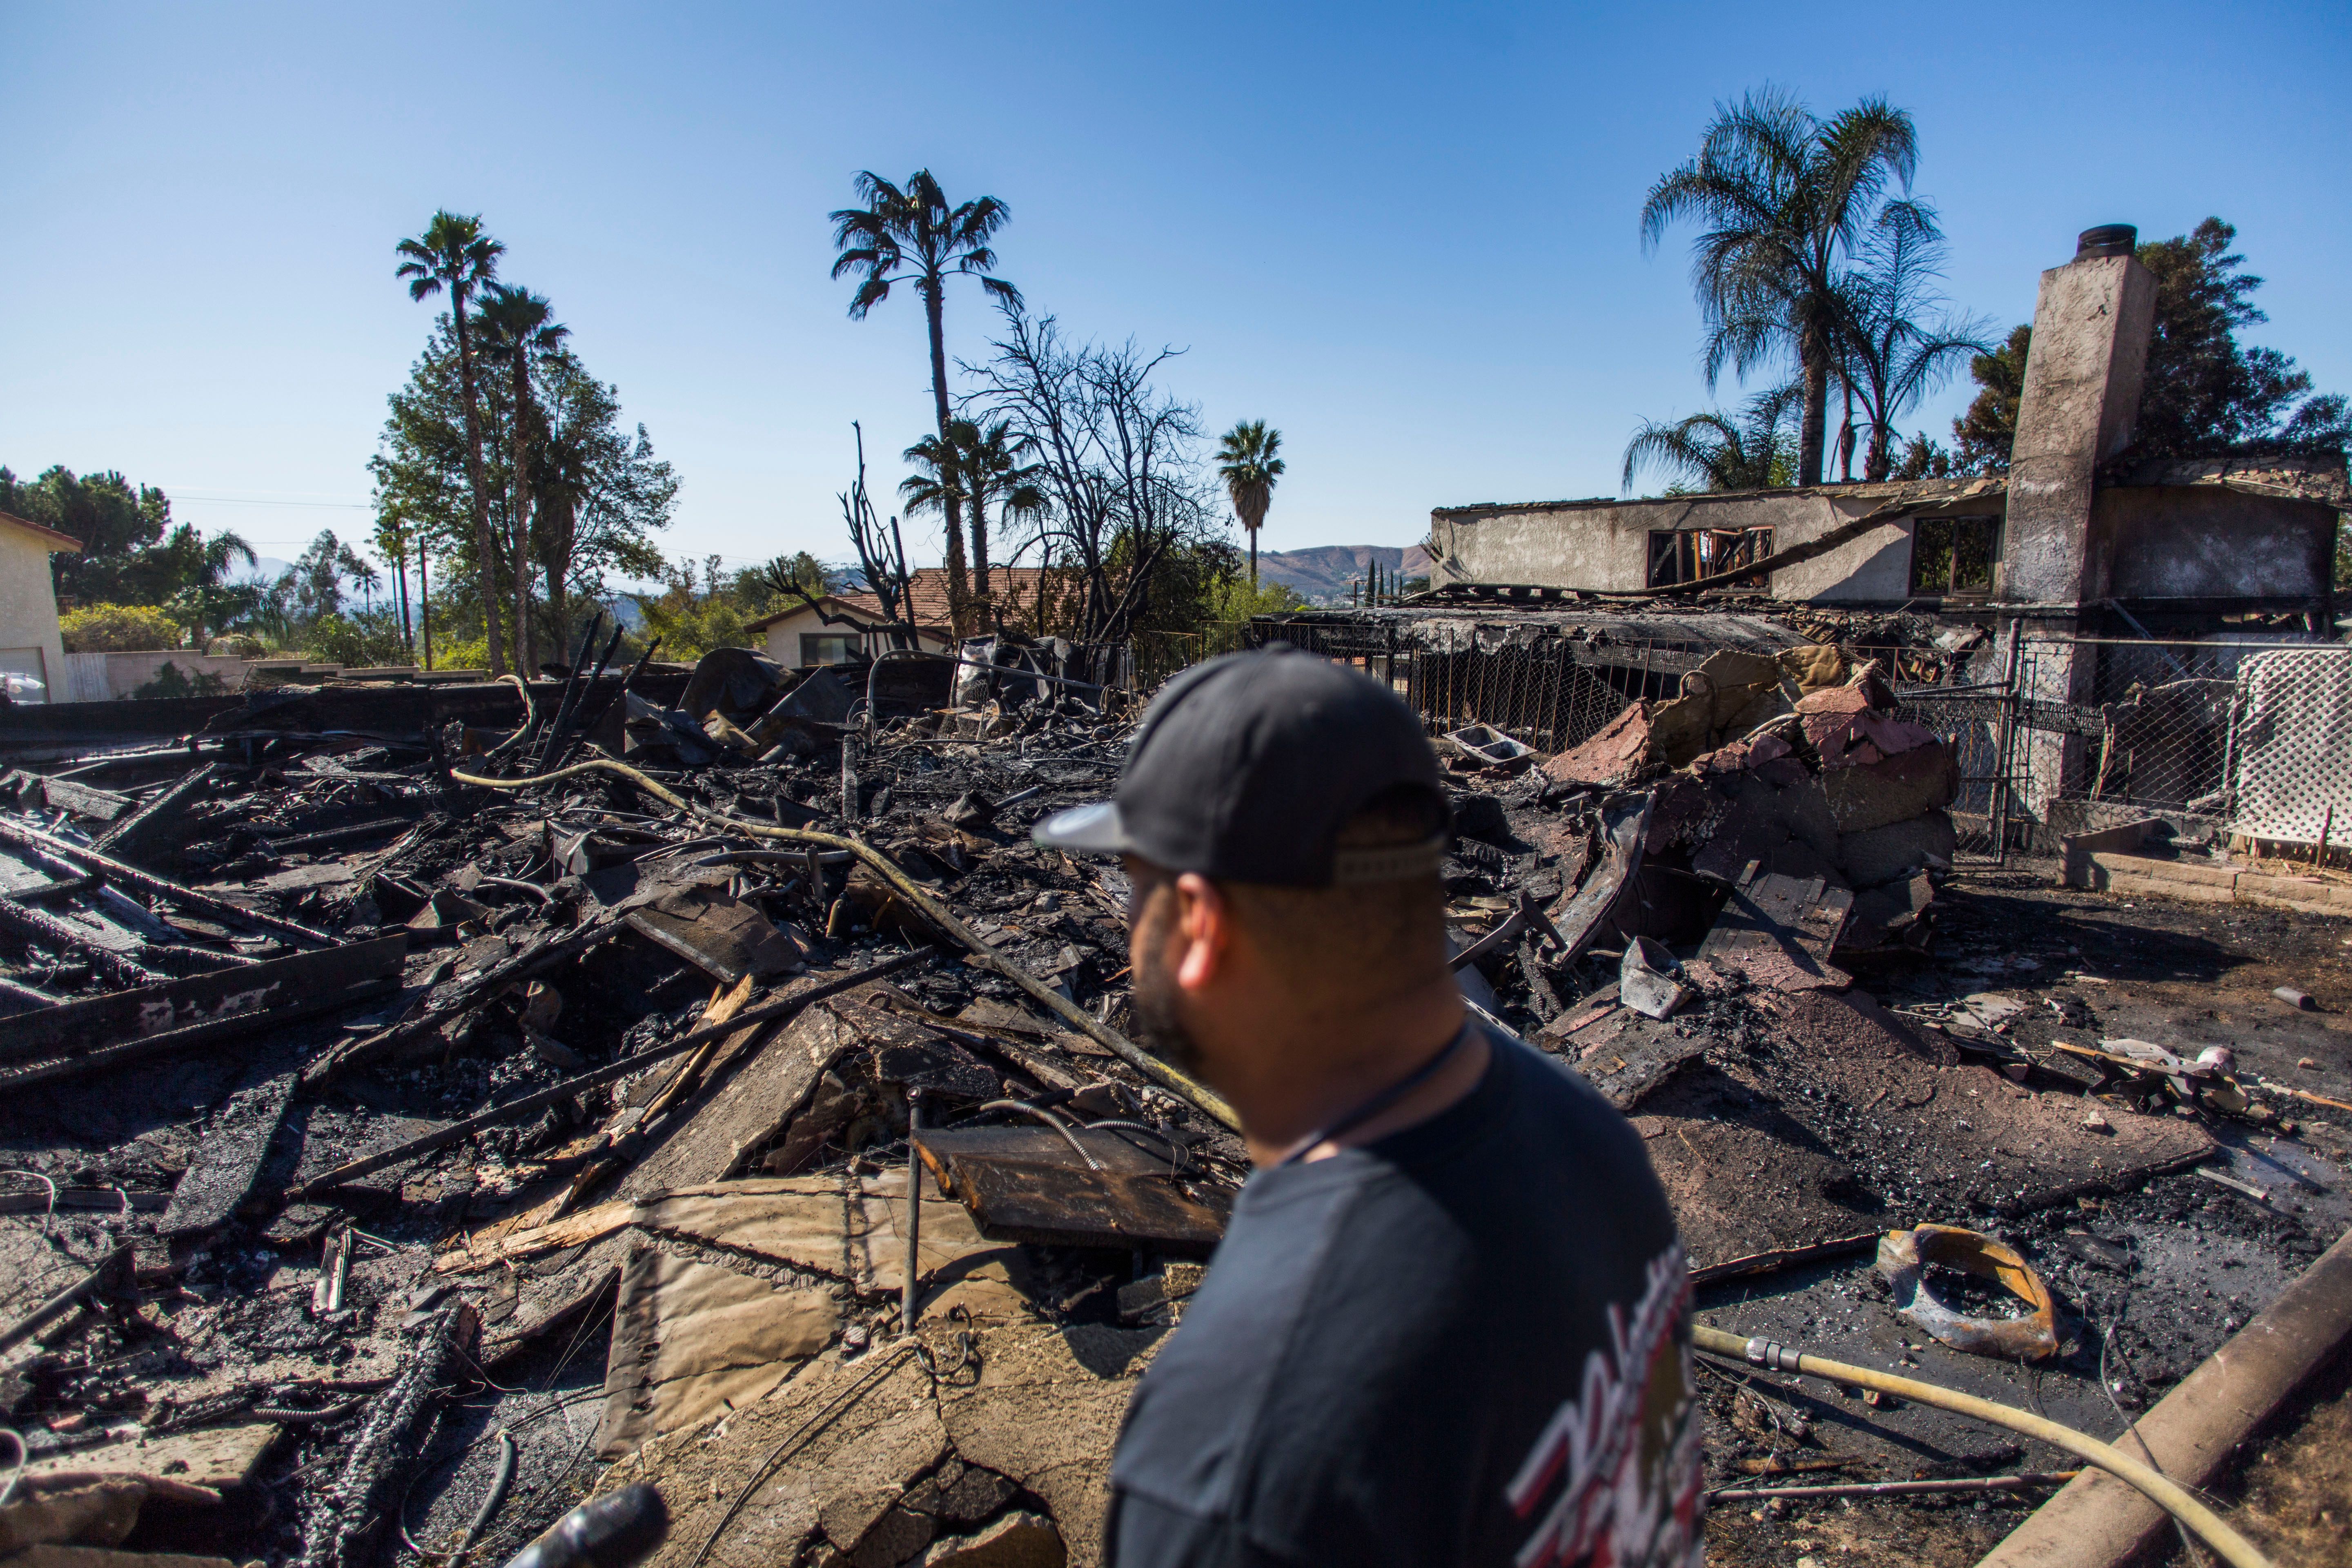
[1645,527,1774,588]
[1910,514,2001,598]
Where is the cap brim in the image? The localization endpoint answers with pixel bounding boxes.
[1031,800,1131,855]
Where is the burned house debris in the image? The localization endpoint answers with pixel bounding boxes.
[3,620,2348,1568]
[1,234,2348,1568]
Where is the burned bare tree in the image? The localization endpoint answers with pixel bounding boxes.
[962,307,1220,644]
[771,421,919,653]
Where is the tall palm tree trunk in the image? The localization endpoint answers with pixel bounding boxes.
[969,477,991,627]
[451,304,507,675]
[1797,339,1831,488]
[1249,527,1258,590]
[922,285,971,637]
[509,355,537,677]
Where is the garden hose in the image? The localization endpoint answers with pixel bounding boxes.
[1691,1323,2273,1568]
[448,756,1240,1130]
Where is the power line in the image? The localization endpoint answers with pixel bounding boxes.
[173,494,372,509]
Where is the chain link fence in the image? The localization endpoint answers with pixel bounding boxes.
[1240,619,1705,752]
[2028,639,2346,831]
[1131,619,2352,858]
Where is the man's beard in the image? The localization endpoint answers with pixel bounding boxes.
[1130,939,1207,1078]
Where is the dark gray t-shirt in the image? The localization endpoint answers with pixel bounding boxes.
[1107,1031,1701,1568]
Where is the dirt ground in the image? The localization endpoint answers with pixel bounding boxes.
[1697,853,2352,1568]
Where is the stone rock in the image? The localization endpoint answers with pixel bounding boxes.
[911,1512,1066,1568]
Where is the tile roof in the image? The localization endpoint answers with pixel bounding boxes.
[838,567,1060,629]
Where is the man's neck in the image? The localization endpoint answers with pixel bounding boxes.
[1207,980,1485,1166]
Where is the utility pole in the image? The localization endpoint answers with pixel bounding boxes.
[419,537,433,672]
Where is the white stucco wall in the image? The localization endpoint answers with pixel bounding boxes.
[755,603,951,666]
[1425,484,2006,605]
[0,521,73,702]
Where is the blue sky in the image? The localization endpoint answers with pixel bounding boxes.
[4,1,2346,581]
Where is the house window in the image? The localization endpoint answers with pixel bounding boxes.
[800,633,860,666]
[1911,515,2001,597]
[1646,527,1774,588]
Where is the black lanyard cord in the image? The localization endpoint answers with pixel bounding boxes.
[1277,1019,1475,1167]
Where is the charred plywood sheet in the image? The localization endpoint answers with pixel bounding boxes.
[1695,868,1853,993]
[159,1067,296,1237]
[615,996,853,1199]
[916,1124,1230,1255]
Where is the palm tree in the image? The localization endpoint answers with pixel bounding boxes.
[1623,385,1801,493]
[831,170,1017,636]
[1641,88,1923,486]
[476,283,569,675]
[902,419,1044,621]
[1216,421,1285,587]
[396,211,509,673]
[1829,206,1992,481]
[163,528,261,649]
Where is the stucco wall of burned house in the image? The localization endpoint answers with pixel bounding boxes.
[1425,482,2011,607]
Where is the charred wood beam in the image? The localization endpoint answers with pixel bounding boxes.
[0,893,163,987]
[297,1300,479,1568]
[299,920,616,1085]
[0,819,336,949]
[92,763,219,856]
[0,935,408,1088]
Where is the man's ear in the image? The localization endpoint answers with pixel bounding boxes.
[1172,872,1229,993]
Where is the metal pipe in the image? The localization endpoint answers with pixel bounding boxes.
[1709,1472,2078,1503]
[901,1090,923,1336]
[1691,1323,2274,1568]
[1991,617,2023,867]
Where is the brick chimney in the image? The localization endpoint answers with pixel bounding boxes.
[2000,225,2157,604]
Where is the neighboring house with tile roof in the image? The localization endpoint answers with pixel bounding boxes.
[741,568,1065,667]
[0,510,84,703]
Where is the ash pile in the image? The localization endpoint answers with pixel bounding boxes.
[0,643,1242,1568]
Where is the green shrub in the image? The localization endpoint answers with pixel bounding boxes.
[60,603,180,653]
[303,609,413,668]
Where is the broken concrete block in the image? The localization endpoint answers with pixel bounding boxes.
[911,1511,1065,1568]
[1837,809,1958,888]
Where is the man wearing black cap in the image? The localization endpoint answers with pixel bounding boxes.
[1035,648,1702,1568]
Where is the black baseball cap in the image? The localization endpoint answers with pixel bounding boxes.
[1033,647,1449,887]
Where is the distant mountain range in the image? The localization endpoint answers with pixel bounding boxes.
[1255,544,1435,605]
